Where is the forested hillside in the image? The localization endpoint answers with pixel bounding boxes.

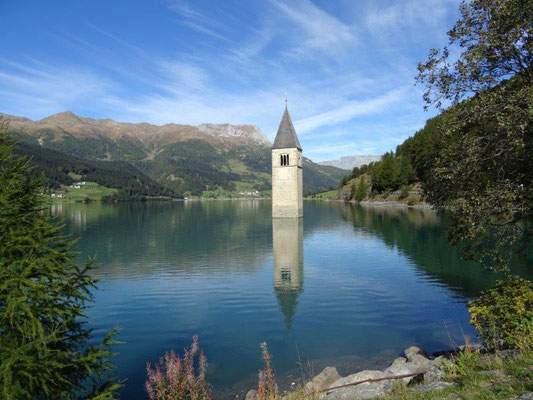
[14,141,178,200]
[339,71,532,208]
[4,112,346,197]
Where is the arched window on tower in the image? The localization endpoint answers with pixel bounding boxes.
[280,154,289,166]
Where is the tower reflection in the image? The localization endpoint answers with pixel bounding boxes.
[272,218,303,328]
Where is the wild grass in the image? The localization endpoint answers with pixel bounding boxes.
[146,337,533,400]
[308,189,338,199]
[145,335,212,400]
[378,348,533,400]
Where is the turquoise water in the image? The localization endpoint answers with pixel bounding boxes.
[50,200,530,399]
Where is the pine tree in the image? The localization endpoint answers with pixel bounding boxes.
[0,122,122,399]
[354,178,369,202]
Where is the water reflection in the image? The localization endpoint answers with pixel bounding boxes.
[48,200,532,400]
[336,203,532,297]
[272,218,304,328]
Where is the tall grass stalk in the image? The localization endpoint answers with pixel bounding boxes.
[145,335,212,400]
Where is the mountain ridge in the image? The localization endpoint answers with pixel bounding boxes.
[4,110,346,196]
[319,155,382,170]
[3,111,271,146]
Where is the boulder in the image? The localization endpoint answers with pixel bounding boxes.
[321,370,391,400]
[409,355,432,370]
[512,393,533,400]
[404,346,428,361]
[384,362,426,385]
[305,367,341,392]
[391,357,407,366]
[424,364,445,383]
[245,389,257,400]
[458,343,485,352]
[432,355,445,366]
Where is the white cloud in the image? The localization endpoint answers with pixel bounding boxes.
[269,0,357,57]
[0,59,112,117]
[166,0,233,42]
[295,88,407,133]
[0,0,458,159]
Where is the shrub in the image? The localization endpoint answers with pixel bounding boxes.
[349,183,356,201]
[353,179,369,202]
[257,342,279,400]
[406,195,419,206]
[145,336,212,400]
[399,185,409,200]
[468,276,533,349]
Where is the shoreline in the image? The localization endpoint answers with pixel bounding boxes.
[243,344,529,400]
[305,197,433,210]
[47,197,434,209]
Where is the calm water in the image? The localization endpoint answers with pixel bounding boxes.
[50,200,530,399]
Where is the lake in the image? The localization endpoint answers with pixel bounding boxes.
[50,200,530,399]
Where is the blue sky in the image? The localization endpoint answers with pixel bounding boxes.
[0,0,460,161]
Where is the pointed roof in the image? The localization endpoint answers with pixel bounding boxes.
[272,106,302,150]
[275,287,302,329]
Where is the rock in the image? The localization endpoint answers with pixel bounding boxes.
[404,346,428,361]
[414,381,456,392]
[432,355,445,367]
[497,349,521,358]
[409,354,432,370]
[424,364,445,383]
[305,367,341,392]
[458,343,485,352]
[322,370,391,400]
[391,357,407,366]
[245,389,257,400]
[512,393,533,400]
[384,362,426,385]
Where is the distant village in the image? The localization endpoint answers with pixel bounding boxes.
[46,181,87,198]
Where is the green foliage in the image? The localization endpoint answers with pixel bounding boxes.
[371,153,400,192]
[60,182,117,202]
[309,189,338,199]
[0,124,121,399]
[349,182,356,200]
[398,157,414,187]
[341,0,532,271]
[375,348,533,399]
[416,0,533,109]
[353,178,369,202]
[468,276,533,349]
[339,175,349,189]
[416,0,533,270]
[397,116,445,183]
[399,186,409,200]
[12,130,346,197]
[13,140,177,198]
[424,76,533,270]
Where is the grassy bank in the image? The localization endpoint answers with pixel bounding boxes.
[48,182,117,202]
[380,348,533,400]
[307,189,339,199]
[307,182,426,207]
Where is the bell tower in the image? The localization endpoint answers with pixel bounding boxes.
[272,106,303,218]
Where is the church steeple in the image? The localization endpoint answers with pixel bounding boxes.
[272,106,302,151]
[271,105,303,219]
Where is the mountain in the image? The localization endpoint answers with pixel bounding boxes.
[319,155,382,170]
[4,111,346,196]
[13,141,177,199]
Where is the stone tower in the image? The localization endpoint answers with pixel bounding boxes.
[272,106,303,218]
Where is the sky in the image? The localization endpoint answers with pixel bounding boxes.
[0,0,461,161]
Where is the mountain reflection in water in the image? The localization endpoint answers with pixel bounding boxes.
[49,200,532,400]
